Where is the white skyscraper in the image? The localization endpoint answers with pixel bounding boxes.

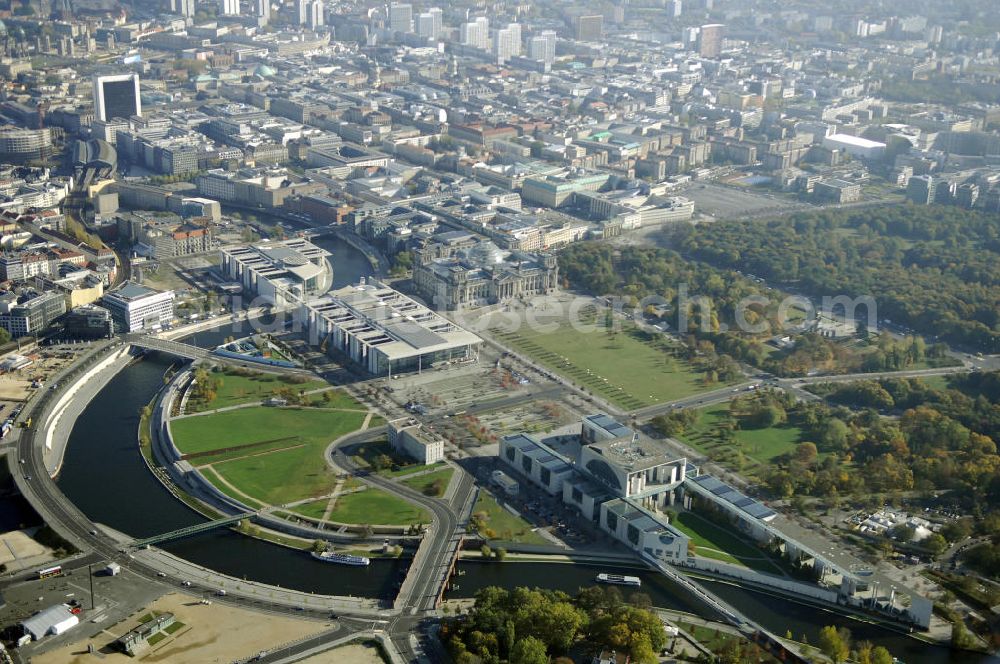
[172,0,195,17]
[528,30,556,65]
[416,7,443,39]
[460,16,489,49]
[308,0,324,28]
[429,8,443,38]
[219,0,240,16]
[389,3,413,33]
[295,0,309,25]
[416,12,435,38]
[256,0,270,24]
[492,23,521,65]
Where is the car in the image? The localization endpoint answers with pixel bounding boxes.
[89,529,97,536]
[157,572,167,577]
[182,580,192,587]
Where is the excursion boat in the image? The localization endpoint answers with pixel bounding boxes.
[596,573,641,587]
[312,551,371,566]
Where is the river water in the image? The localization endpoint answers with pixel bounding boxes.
[45,234,995,661]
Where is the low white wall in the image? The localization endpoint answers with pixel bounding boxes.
[44,346,131,467]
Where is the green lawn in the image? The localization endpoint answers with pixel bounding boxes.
[491,320,719,410]
[200,466,265,509]
[679,404,806,467]
[172,407,368,505]
[325,488,430,526]
[672,511,781,574]
[186,371,338,413]
[304,389,369,410]
[472,491,548,545]
[290,498,330,521]
[400,467,454,497]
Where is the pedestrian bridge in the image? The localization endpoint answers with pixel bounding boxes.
[131,512,255,548]
[126,335,210,361]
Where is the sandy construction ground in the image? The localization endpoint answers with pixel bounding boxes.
[0,528,50,570]
[34,592,331,664]
[298,642,387,663]
[0,374,31,400]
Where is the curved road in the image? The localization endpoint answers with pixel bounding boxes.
[9,344,472,662]
[329,435,476,661]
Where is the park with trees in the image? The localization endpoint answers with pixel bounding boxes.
[675,204,1000,352]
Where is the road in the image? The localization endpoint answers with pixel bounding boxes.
[329,437,477,662]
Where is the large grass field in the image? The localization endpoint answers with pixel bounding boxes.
[491,317,718,410]
[200,466,265,509]
[678,404,806,472]
[472,491,548,545]
[325,488,430,525]
[172,407,368,505]
[186,372,335,413]
[672,511,781,574]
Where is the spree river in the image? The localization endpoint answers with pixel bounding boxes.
[48,235,993,662]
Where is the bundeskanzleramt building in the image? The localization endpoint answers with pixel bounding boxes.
[388,417,445,465]
[412,240,559,310]
[498,414,691,563]
[304,279,482,377]
[101,282,174,333]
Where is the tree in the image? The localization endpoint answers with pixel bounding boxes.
[793,441,818,465]
[510,636,548,664]
[871,646,894,664]
[481,544,492,558]
[923,533,948,557]
[951,621,976,650]
[941,518,972,543]
[493,546,507,561]
[311,539,326,553]
[818,625,850,663]
[372,454,394,471]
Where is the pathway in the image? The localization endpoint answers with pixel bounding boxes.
[320,477,347,523]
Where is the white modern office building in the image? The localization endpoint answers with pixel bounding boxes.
[528,30,557,65]
[101,282,174,333]
[493,23,521,64]
[388,3,413,33]
[822,133,886,160]
[460,17,489,49]
[498,416,691,563]
[303,279,483,377]
[388,417,445,465]
[220,238,330,306]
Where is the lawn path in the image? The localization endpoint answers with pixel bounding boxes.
[320,477,347,522]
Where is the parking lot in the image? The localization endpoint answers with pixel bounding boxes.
[476,454,622,552]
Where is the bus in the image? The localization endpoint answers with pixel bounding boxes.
[36,565,62,580]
